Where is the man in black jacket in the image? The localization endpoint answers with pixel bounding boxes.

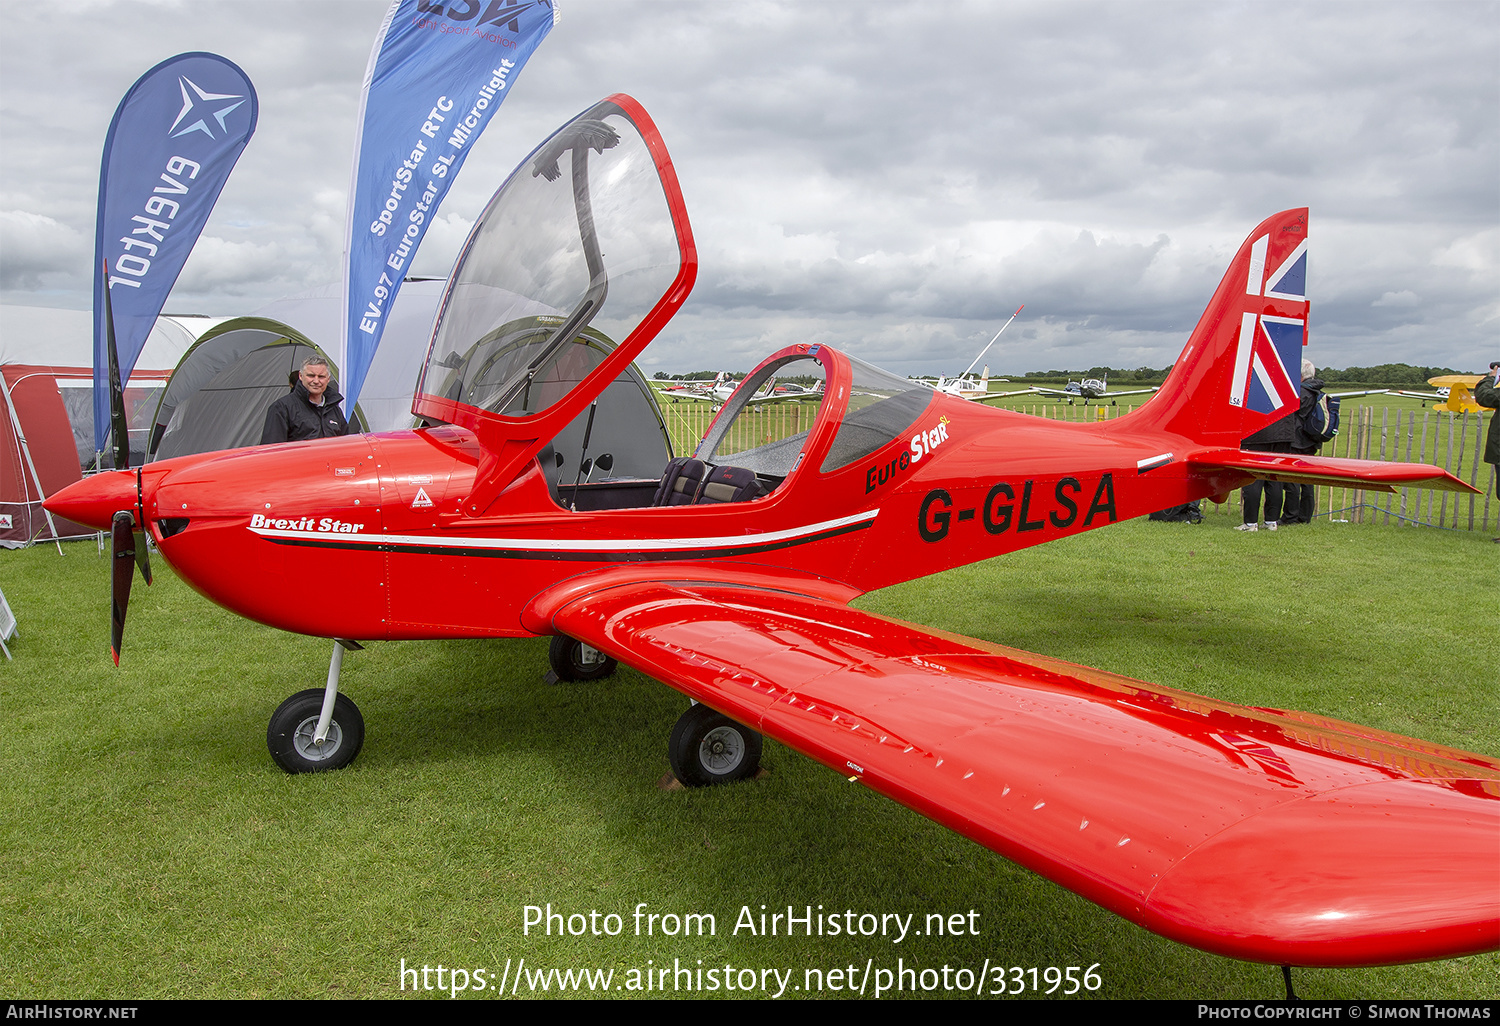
[1235,374,1302,532]
[1476,362,1499,505]
[260,356,349,444]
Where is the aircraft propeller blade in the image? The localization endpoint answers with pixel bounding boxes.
[133,523,153,586]
[110,510,136,666]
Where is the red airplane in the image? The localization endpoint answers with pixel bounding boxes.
[49,95,1498,973]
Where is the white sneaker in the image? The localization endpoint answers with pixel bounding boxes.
[1265,521,1278,531]
[1235,523,1258,532]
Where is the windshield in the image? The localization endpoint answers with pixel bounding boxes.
[417,98,686,423]
[696,355,827,479]
[820,355,935,472]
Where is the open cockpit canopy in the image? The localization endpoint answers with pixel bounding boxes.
[415,95,693,445]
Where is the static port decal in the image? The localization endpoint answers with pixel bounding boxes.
[918,475,1116,543]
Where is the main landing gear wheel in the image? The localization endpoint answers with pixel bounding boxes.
[267,689,365,773]
[668,704,762,787]
[548,635,618,681]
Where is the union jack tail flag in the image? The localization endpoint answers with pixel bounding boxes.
[1229,236,1308,415]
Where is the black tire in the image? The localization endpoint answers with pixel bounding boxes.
[548,634,618,681]
[267,689,365,774]
[668,704,762,787]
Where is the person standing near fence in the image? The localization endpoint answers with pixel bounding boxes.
[1283,359,1328,525]
[1235,395,1299,532]
[1475,362,1499,539]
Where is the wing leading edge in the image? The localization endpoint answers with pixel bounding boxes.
[531,569,1500,967]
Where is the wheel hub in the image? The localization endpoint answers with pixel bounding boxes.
[698,726,744,773]
[292,716,343,762]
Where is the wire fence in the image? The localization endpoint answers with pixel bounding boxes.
[655,393,1497,534]
[1275,405,1493,532]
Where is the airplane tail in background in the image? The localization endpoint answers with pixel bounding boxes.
[1131,208,1310,448]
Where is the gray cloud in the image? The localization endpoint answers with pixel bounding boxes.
[0,210,89,289]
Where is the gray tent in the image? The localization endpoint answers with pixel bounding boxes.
[147,279,448,461]
[253,279,448,435]
[523,329,674,495]
[148,319,363,461]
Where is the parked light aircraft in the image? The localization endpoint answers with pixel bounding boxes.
[923,367,993,400]
[1029,373,1160,404]
[50,96,1497,972]
[660,372,783,406]
[1393,376,1485,413]
[657,371,736,402]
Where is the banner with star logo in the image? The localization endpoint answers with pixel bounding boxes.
[340,0,557,415]
[91,52,258,457]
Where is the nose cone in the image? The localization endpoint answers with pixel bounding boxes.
[45,470,138,530]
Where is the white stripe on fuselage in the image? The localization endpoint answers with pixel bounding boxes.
[248,508,880,553]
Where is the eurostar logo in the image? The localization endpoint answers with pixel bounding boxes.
[168,76,246,140]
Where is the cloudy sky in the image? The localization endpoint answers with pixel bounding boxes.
[2,0,1495,377]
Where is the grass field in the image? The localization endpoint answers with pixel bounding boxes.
[1,519,1496,1001]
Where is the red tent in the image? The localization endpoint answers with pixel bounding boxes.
[1,363,174,547]
[1,305,204,548]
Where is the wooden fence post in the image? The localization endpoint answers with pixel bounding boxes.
[1465,411,1481,531]
[1419,411,1431,525]
[1379,406,1391,524]
[1438,413,1453,527]
[1399,410,1414,524]
[1482,411,1494,532]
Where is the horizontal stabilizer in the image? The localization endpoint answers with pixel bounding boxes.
[1189,448,1480,494]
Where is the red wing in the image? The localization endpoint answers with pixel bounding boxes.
[537,569,1500,967]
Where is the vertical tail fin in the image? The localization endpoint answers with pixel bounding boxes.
[1131,209,1309,447]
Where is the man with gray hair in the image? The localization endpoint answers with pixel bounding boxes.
[260,355,350,444]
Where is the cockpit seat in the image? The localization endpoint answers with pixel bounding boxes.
[653,457,766,507]
[654,457,711,505]
[699,464,766,504]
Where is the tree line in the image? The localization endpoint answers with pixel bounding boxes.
[657,363,1469,386]
[1013,363,1466,385]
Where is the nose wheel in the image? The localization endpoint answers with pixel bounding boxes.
[267,689,365,773]
[668,703,762,787]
